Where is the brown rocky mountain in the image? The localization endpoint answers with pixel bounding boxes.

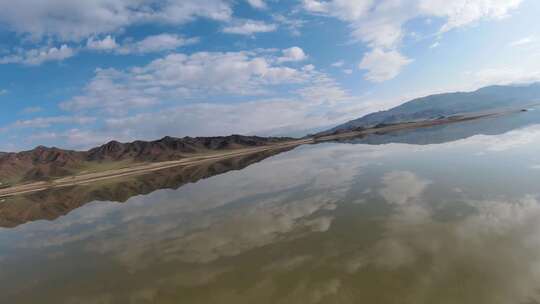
[0,135,291,184]
[0,146,86,184]
[0,147,294,228]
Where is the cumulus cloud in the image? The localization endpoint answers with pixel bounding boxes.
[419,0,524,33]
[27,128,114,149]
[358,48,412,82]
[120,34,198,54]
[469,68,540,87]
[4,48,365,149]
[0,38,377,151]
[272,14,305,36]
[94,97,341,142]
[246,0,267,9]
[87,34,198,54]
[305,0,523,45]
[277,47,308,63]
[86,35,118,51]
[222,19,277,35]
[60,68,160,113]
[0,44,75,66]
[34,81,362,149]
[303,0,524,81]
[302,0,373,21]
[60,50,311,112]
[5,116,96,129]
[2,33,196,65]
[0,0,233,41]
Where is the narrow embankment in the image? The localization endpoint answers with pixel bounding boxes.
[0,139,312,198]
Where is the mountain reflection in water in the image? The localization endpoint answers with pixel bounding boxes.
[0,147,293,228]
[334,108,540,145]
[2,110,540,303]
[4,110,540,229]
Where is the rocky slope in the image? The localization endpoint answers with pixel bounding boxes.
[0,135,291,184]
[0,147,293,228]
[322,83,540,135]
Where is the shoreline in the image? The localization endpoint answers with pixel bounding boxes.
[0,139,312,198]
[0,109,519,198]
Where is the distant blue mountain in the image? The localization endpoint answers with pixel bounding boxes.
[323,83,540,134]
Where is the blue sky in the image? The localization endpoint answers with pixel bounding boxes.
[1,0,539,151]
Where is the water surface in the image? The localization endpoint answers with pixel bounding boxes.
[3,111,540,303]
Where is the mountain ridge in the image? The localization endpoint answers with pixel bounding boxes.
[0,135,292,184]
[0,147,293,228]
[4,83,540,186]
[321,83,540,135]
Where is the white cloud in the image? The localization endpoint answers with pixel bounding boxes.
[28,85,358,149]
[469,68,540,87]
[0,0,233,41]
[277,47,308,63]
[302,0,373,21]
[331,60,344,67]
[6,49,369,149]
[0,44,75,66]
[0,89,7,95]
[246,0,267,9]
[86,35,118,51]
[98,99,330,140]
[87,34,198,54]
[330,61,354,74]
[2,33,196,65]
[303,0,525,81]
[272,14,305,36]
[419,0,524,33]
[358,48,412,82]
[59,68,161,113]
[120,34,198,54]
[510,36,535,47]
[9,116,96,129]
[61,50,310,112]
[222,19,277,35]
[18,95,350,149]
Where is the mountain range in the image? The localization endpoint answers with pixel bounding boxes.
[5,104,540,228]
[0,135,291,185]
[322,83,540,135]
[3,83,540,186]
[0,147,292,228]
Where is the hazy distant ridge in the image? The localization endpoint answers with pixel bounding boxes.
[324,83,540,134]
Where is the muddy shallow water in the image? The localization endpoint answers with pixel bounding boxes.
[3,111,540,303]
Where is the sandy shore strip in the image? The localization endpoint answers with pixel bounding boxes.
[0,139,312,198]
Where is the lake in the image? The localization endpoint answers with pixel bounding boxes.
[3,110,540,303]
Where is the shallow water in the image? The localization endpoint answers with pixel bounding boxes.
[3,111,540,303]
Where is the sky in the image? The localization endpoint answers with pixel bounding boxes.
[1,0,540,151]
